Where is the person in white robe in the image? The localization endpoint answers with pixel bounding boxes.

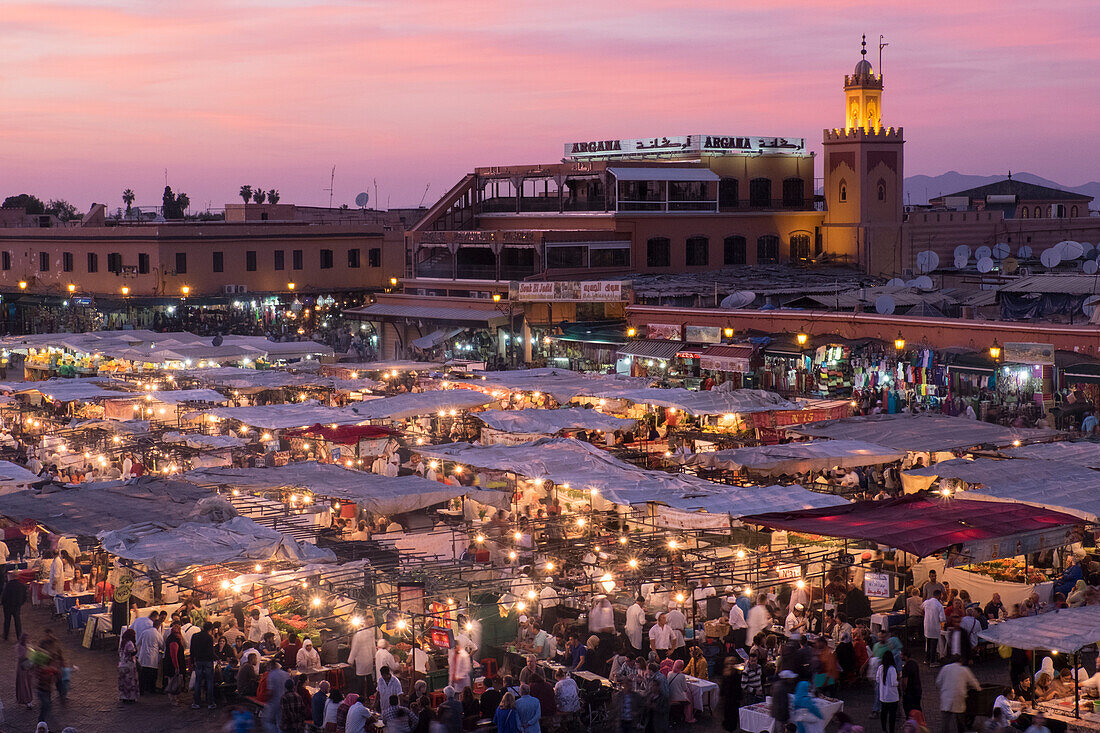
[626,596,646,652]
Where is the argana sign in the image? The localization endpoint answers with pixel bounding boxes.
[510,280,627,302]
[565,135,806,159]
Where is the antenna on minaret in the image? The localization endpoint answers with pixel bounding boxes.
[879,35,888,76]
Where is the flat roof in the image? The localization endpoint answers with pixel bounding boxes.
[608,167,719,182]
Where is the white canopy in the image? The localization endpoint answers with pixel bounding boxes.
[476,408,636,435]
[348,390,494,420]
[182,462,511,513]
[791,413,1058,452]
[196,403,367,430]
[98,516,336,575]
[468,368,654,403]
[14,379,129,402]
[676,440,905,476]
[162,432,249,450]
[0,461,43,495]
[978,606,1100,653]
[585,387,801,416]
[142,389,228,404]
[416,437,845,518]
[1004,441,1100,468]
[178,367,379,393]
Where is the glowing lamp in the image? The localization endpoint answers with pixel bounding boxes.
[18,281,26,290]
[723,327,734,338]
[796,332,809,346]
[626,327,637,338]
[181,285,190,296]
[894,333,906,351]
[492,293,501,302]
[67,283,76,293]
[989,341,1002,360]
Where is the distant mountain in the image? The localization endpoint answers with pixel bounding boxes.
[904,171,1100,207]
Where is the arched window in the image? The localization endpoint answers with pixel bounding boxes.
[646,237,670,268]
[877,179,887,202]
[723,236,746,265]
[789,233,812,261]
[757,235,779,264]
[1072,206,1079,218]
[749,178,772,208]
[1034,206,1042,218]
[1020,206,1029,219]
[782,178,804,207]
[685,236,709,267]
[718,178,739,209]
[839,180,847,203]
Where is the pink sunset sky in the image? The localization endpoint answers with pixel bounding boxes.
[2,0,1097,212]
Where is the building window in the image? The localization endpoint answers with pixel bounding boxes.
[138,253,149,274]
[368,248,381,268]
[546,245,587,269]
[749,178,772,207]
[347,248,361,268]
[1034,206,1042,218]
[782,178,804,208]
[87,253,98,273]
[757,235,779,264]
[1072,206,1079,218]
[590,244,629,268]
[839,180,847,203]
[107,252,122,274]
[685,236,709,266]
[718,178,739,209]
[723,236,747,265]
[646,237,671,268]
[292,249,303,270]
[877,180,887,201]
[62,252,73,272]
[175,252,187,274]
[246,250,257,271]
[789,233,812,261]
[1,252,9,271]
[273,250,285,271]
[320,249,334,269]
[38,252,49,272]
[213,251,224,273]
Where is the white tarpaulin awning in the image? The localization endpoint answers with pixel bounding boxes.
[162,432,248,450]
[416,437,846,518]
[1004,441,1100,468]
[348,391,494,420]
[676,440,905,476]
[182,462,511,513]
[411,329,463,350]
[476,408,636,435]
[584,387,801,416]
[16,380,130,402]
[466,368,654,403]
[98,516,336,574]
[0,461,44,495]
[790,413,1059,452]
[977,606,1100,653]
[194,403,368,430]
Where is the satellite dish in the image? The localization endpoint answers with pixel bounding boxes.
[1040,248,1063,269]
[886,278,906,287]
[1063,240,1085,260]
[915,250,940,273]
[212,334,223,347]
[974,245,992,260]
[912,275,934,290]
[953,245,972,260]
[1084,245,1096,260]
[1084,295,1100,319]
[976,257,994,274]
[875,295,896,315]
[354,192,370,208]
[953,255,969,269]
[1083,260,1098,275]
[992,243,1010,259]
[1003,256,1019,274]
[719,290,756,309]
[1017,245,1033,258]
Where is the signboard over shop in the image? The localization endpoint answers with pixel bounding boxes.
[565,134,807,159]
[510,280,628,302]
[1003,342,1055,365]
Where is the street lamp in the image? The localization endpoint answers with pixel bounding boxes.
[894,332,906,351]
[627,327,637,338]
[67,283,76,293]
[121,286,130,296]
[287,282,295,291]
[492,293,501,302]
[724,327,734,339]
[989,340,1002,361]
[796,332,809,346]
[180,285,191,296]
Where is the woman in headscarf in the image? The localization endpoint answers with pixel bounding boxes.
[835,631,857,684]
[1068,580,1088,607]
[118,628,139,704]
[791,680,823,733]
[336,692,359,733]
[659,657,675,676]
[1034,655,1056,683]
[297,637,322,674]
[237,648,261,697]
[684,645,708,680]
[901,709,930,733]
[15,632,34,708]
[667,658,695,723]
[161,622,187,705]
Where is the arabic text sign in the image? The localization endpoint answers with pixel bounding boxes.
[864,572,891,598]
[511,281,625,302]
[565,134,806,159]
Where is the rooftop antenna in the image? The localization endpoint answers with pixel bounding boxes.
[323,166,335,209]
[418,183,432,207]
[879,35,888,75]
[373,178,378,211]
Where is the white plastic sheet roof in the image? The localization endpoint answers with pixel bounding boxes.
[676,440,905,476]
[162,432,249,450]
[0,461,43,495]
[416,437,845,518]
[978,606,1100,653]
[178,367,378,393]
[467,368,654,403]
[140,389,228,404]
[98,516,336,574]
[1004,441,1100,468]
[348,390,494,420]
[196,403,367,430]
[476,408,636,435]
[791,413,1059,452]
[14,379,130,402]
[182,462,511,513]
[0,330,332,363]
[586,387,801,416]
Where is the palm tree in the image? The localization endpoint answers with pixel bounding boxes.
[122,189,135,217]
[176,192,190,215]
[252,188,266,204]
[239,185,252,204]
[267,189,280,204]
